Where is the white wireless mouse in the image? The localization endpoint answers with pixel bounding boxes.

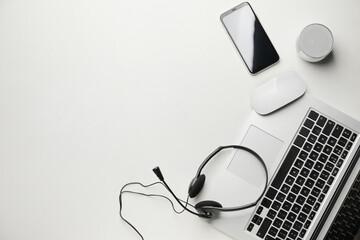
[251,72,306,115]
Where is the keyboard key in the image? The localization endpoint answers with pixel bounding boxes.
[261,198,272,208]
[273,218,282,228]
[314,142,323,152]
[311,187,321,197]
[287,193,296,203]
[319,153,328,163]
[304,119,315,129]
[278,210,287,220]
[323,145,333,155]
[289,229,298,239]
[287,212,296,222]
[299,151,308,160]
[342,129,352,139]
[308,110,319,121]
[316,179,325,189]
[276,192,286,202]
[341,150,348,159]
[296,195,306,205]
[294,159,304,169]
[247,223,254,232]
[327,137,337,146]
[304,142,313,152]
[271,201,281,211]
[296,176,305,185]
[304,220,311,229]
[293,221,303,231]
[267,209,277,219]
[329,154,338,163]
[301,187,310,196]
[334,145,343,155]
[257,218,272,238]
[325,162,334,172]
[299,212,308,222]
[300,168,310,178]
[316,115,327,127]
[282,201,291,211]
[271,146,300,189]
[309,211,316,220]
[314,162,324,171]
[305,159,315,169]
[332,124,344,138]
[305,178,315,188]
[309,151,319,161]
[294,135,306,148]
[312,126,322,135]
[300,127,310,137]
[318,134,328,144]
[278,229,287,239]
[266,187,278,200]
[320,171,330,181]
[302,204,311,214]
[338,137,347,147]
[292,203,301,213]
[283,220,292,230]
[350,133,357,142]
[308,134,317,144]
[268,227,278,237]
[290,167,300,178]
[256,206,263,214]
[323,120,335,135]
[291,184,301,194]
[300,229,306,237]
[280,184,290,194]
[345,142,353,151]
[309,170,320,180]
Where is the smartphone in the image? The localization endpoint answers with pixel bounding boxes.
[220,2,279,75]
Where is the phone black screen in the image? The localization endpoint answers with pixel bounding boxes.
[221,3,279,74]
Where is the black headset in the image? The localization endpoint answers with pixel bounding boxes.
[153,145,268,219]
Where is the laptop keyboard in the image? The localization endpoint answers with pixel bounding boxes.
[246,109,358,240]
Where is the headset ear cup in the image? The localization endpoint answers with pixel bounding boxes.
[188,174,206,198]
[195,200,223,211]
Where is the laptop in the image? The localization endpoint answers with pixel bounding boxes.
[197,93,360,240]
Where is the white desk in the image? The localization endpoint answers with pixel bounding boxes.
[0,0,359,239]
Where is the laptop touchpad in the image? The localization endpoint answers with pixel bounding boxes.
[227,125,284,188]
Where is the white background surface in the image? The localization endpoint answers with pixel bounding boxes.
[1,0,360,239]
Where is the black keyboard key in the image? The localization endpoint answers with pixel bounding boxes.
[296,195,306,205]
[305,159,315,169]
[308,110,319,121]
[287,212,296,222]
[287,193,296,203]
[334,145,343,155]
[268,227,278,237]
[312,126,322,135]
[283,220,292,230]
[309,211,316,220]
[323,185,330,194]
[299,212,308,222]
[337,159,344,167]
[314,142,323,152]
[282,201,291,211]
[332,167,339,176]
[351,133,357,142]
[292,203,301,213]
[305,178,315,188]
[290,167,299,178]
[316,115,327,127]
[289,229,298,239]
[300,168,310,178]
[323,120,335,135]
[332,124,344,138]
[291,184,301,194]
[300,127,310,137]
[294,159,304,169]
[318,134,328,144]
[247,223,254,232]
[271,201,281,211]
[342,150,348,159]
[309,170,320,180]
[266,187,278,200]
[257,206,264,214]
[308,134,317,144]
[278,229,287,239]
[316,179,325,189]
[346,142,353,151]
[302,204,312,214]
[323,145,332,155]
[319,153,328,163]
[314,202,320,211]
[293,221,303,231]
[299,151,308,160]
[311,187,321,197]
[261,198,272,208]
[271,146,300,189]
[304,142,313,152]
[300,229,306,238]
[342,129,352,139]
[304,119,315,129]
[328,176,335,185]
[296,176,305,185]
[327,137,337,146]
[273,218,282,228]
[276,192,286,202]
[314,162,324,171]
[294,135,306,148]
[309,151,319,161]
[257,218,272,238]
[325,162,334,172]
[278,210,287,220]
[320,171,330,181]
[267,209,277,219]
[338,137,347,147]
[307,196,316,205]
[329,154,338,163]
[301,187,310,196]
[280,184,290,194]
[304,220,311,229]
